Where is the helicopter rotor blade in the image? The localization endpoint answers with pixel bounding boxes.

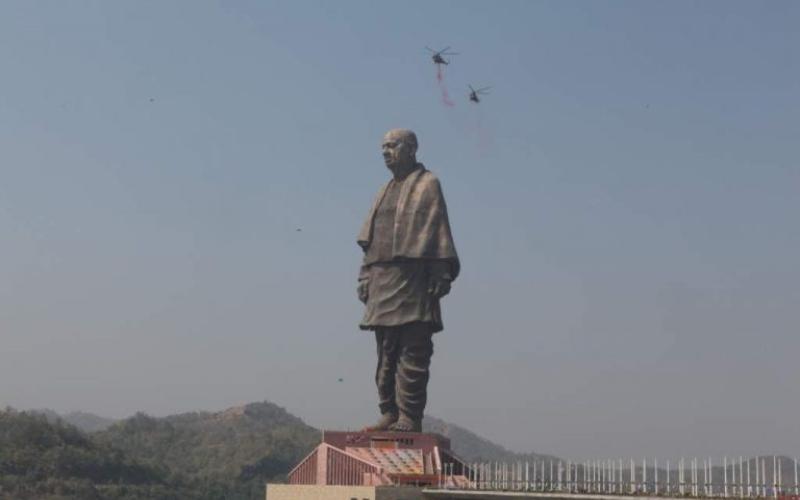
[468,85,476,92]
[477,86,492,93]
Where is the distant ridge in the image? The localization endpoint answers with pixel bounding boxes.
[29,407,117,433]
[32,406,562,465]
[423,415,559,463]
[62,410,117,432]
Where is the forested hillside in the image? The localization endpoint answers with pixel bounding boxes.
[1,402,319,500]
[0,409,190,499]
[94,401,320,499]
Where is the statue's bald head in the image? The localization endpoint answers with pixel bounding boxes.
[384,128,418,152]
[382,129,418,177]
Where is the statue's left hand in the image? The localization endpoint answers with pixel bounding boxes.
[428,278,451,299]
[357,279,369,304]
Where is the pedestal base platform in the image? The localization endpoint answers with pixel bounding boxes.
[287,429,469,488]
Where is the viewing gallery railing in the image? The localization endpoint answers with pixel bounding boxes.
[437,455,800,497]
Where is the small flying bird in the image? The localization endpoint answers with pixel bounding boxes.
[426,46,459,66]
[468,85,491,103]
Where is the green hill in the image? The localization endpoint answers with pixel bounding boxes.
[93,401,320,500]
[0,409,186,500]
[3,402,320,499]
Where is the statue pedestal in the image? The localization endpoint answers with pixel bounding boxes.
[287,430,469,487]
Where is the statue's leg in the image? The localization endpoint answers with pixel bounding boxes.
[366,328,399,430]
[390,322,434,432]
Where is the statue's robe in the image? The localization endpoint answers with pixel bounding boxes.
[357,164,459,333]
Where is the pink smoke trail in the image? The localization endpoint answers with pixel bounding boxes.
[436,65,455,107]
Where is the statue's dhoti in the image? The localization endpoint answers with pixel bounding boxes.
[374,322,434,420]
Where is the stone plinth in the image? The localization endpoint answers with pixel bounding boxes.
[287,430,469,488]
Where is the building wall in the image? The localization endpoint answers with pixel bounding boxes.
[267,484,376,500]
[266,484,424,500]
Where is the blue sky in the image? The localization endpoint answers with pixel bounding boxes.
[1,1,798,460]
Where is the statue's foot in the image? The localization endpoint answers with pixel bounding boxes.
[388,415,421,432]
[363,412,398,432]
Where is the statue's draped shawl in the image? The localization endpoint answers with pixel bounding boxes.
[358,164,460,279]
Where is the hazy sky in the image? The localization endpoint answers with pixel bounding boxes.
[1,1,798,461]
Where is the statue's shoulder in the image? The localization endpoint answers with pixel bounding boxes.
[415,166,442,188]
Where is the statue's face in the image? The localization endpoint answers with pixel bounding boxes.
[382,130,416,171]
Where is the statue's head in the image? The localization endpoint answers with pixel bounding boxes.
[382,128,418,174]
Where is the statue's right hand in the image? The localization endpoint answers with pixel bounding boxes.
[357,280,369,304]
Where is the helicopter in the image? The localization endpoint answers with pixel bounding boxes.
[426,46,458,66]
[468,85,491,103]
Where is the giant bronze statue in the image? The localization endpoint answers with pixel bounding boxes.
[357,129,460,432]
